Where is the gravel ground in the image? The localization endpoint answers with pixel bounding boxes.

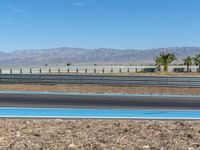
[0,84,199,95]
[0,119,199,150]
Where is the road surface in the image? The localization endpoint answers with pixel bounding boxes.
[0,93,200,110]
[1,74,200,87]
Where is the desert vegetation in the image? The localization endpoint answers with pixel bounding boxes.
[183,56,193,72]
[193,53,200,72]
[155,52,200,72]
[154,52,177,72]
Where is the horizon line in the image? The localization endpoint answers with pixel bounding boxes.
[1,46,200,52]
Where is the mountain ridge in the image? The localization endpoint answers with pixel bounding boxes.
[0,47,200,66]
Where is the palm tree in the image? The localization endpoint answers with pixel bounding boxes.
[183,56,192,72]
[155,52,177,72]
[154,56,163,72]
[193,54,200,73]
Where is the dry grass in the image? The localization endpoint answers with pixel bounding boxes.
[0,84,199,95]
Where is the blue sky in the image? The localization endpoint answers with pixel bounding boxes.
[0,0,200,51]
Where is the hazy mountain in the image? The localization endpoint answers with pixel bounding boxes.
[0,47,200,66]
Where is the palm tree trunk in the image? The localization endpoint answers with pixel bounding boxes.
[158,65,161,72]
[164,65,168,72]
[187,65,189,72]
[199,65,200,73]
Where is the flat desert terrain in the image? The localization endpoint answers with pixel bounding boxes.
[0,84,199,95]
[0,120,199,150]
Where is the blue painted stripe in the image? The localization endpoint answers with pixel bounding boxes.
[0,108,200,119]
[0,91,200,98]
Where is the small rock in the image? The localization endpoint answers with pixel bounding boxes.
[32,132,41,137]
[143,145,150,149]
[187,134,193,139]
[33,143,42,149]
[68,143,78,150]
[12,142,27,149]
[0,137,5,141]
[16,131,21,137]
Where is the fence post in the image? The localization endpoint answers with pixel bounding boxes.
[127,68,129,73]
[30,68,32,74]
[67,68,70,73]
[76,68,79,73]
[102,68,104,74]
[111,68,113,73]
[10,68,12,74]
[0,68,2,74]
[20,68,22,74]
[85,68,87,74]
[94,68,96,74]
[58,68,60,73]
[119,68,122,73]
[39,68,42,74]
[49,68,51,73]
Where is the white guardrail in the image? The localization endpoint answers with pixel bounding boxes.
[0,66,199,74]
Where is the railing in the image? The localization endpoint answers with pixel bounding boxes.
[0,66,199,74]
[0,68,142,74]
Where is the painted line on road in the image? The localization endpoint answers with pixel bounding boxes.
[0,108,200,119]
[0,91,200,98]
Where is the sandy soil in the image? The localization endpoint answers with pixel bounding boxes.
[0,84,199,95]
[0,119,199,150]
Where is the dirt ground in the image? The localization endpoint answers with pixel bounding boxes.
[0,84,199,95]
[0,119,199,150]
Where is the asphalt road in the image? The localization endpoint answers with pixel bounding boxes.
[0,74,200,87]
[0,93,200,110]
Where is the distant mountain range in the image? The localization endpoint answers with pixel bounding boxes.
[0,47,200,66]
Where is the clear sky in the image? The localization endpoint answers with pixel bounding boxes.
[0,0,200,51]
